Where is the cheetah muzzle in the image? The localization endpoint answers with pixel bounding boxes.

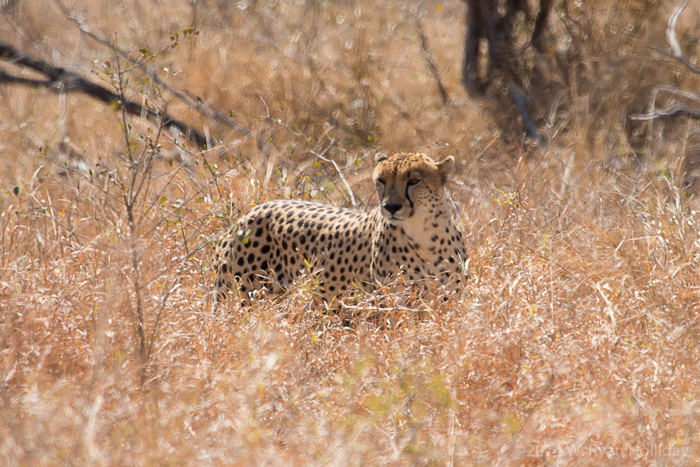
[212,152,468,305]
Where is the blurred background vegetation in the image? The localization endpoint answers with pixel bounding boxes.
[1,0,698,200]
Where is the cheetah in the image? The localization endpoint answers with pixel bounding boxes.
[212,152,467,305]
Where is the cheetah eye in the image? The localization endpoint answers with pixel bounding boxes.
[407,178,421,186]
[377,178,386,185]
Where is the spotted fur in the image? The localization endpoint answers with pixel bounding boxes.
[212,152,467,304]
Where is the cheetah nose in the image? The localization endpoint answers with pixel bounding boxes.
[383,203,402,215]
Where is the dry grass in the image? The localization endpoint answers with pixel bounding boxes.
[1,0,700,464]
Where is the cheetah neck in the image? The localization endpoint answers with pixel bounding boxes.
[374,204,454,253]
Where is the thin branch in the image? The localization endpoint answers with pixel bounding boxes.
[531,0,553,51]
[647,85,700,105]
[629,86,700,128]
[0,39,210,149]
[0,70,50,86]
[629,105,700,121]
[512,88,544,144]
[309,101,373,142]
[309,137,358,210]
[53,0,270,151]
[416,19,449,106]
[664,0,700,74]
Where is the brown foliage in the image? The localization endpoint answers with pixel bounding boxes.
[1,0,700,464]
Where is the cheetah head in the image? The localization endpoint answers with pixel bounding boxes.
[372,152,455,222]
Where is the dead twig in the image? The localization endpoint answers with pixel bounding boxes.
[512,88,544,145]
[52,0,270,152]
[664,0,700,75]
[629,106,700,121]
[629,84,700,126]
[630,0,700,125]
[0,39,210,149]
[416,19,449,106]
[309,135,358,209]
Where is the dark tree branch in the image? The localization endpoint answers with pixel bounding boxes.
[0,39,211,149]
[461,0,548,144]
[52,0,269,150]
[0,70,50,87]
[532,0,552,51]
[512,88,544,144]
[461,0,490,95]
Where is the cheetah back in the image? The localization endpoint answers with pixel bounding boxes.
[214,200,376,302]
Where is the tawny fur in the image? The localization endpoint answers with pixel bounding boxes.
[212,152,467,304]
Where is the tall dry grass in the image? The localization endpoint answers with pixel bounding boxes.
[1,0,699,464]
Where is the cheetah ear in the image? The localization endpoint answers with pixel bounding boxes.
[437,156,455,182]
[375,153,388,164]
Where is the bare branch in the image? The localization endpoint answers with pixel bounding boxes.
[0,39,210,149]
[629,105,700,121]
[309,136,357,209]
[416,19,449,106]
[0,69,50,86]
[629,86,700,127]
[532,0,553,51]
[664,0,700,74]
[667,0,689,58]
[52,0,270,151]
[460,0,545,144]
[512,88,544,145]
